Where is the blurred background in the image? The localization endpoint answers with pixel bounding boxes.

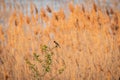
[0,0,120,14]
[0,0,120,80]
[0,0,120,24]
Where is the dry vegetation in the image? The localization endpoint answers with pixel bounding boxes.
[0,1,120,80]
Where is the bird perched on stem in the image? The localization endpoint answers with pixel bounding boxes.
[54,41,60,48]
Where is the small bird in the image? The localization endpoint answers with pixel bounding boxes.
[54,41,60,48]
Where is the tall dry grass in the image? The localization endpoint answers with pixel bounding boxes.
[0,2,120,80]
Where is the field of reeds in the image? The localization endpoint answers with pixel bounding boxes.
[0,0,120,80]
